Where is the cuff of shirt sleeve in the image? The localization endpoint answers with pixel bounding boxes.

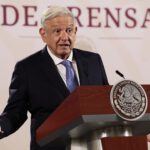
[0,126,4,139]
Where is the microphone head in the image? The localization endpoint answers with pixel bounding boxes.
[115,70,125,79]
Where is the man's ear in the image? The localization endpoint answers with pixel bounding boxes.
[39,27,47,42]
[75,26,77,34]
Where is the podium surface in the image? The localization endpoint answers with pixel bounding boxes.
[36,85,150,149]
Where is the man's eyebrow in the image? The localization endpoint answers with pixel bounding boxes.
[68,24,74,27]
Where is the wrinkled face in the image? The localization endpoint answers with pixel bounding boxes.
[39,15,77,59]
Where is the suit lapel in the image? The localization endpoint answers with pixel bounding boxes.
[73,49,89,85]
[39,47,89,96]
[39,47,70,97]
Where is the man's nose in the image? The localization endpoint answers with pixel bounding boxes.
[60,31,69,41]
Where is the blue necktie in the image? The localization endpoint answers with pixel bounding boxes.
[61,60,78,92]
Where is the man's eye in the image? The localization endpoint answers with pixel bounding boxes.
[66,28,73,33]
[53,29,61,33]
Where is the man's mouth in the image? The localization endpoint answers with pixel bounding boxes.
[59,44,70,47]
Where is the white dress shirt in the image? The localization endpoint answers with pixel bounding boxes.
[47,47,80,85]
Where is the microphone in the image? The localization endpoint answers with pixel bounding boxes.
[115,70,125,79]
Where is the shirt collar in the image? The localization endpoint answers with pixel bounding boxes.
[47,46,73,65]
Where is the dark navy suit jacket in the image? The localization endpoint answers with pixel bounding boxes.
[0,46,108,150]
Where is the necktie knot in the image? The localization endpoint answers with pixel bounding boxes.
[61,60,78,92]
[61,60,72,68]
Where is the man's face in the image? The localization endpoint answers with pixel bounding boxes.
[39,15,77,59]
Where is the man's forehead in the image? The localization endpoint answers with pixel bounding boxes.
[50,23,75,28]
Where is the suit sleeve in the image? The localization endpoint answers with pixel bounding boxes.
[0,62,28,138]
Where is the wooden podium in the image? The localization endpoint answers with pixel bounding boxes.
[36,85,150,150]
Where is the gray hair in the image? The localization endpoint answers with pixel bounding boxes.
[41,6,75,27]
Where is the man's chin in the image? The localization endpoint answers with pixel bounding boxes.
[58,50,71,59]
